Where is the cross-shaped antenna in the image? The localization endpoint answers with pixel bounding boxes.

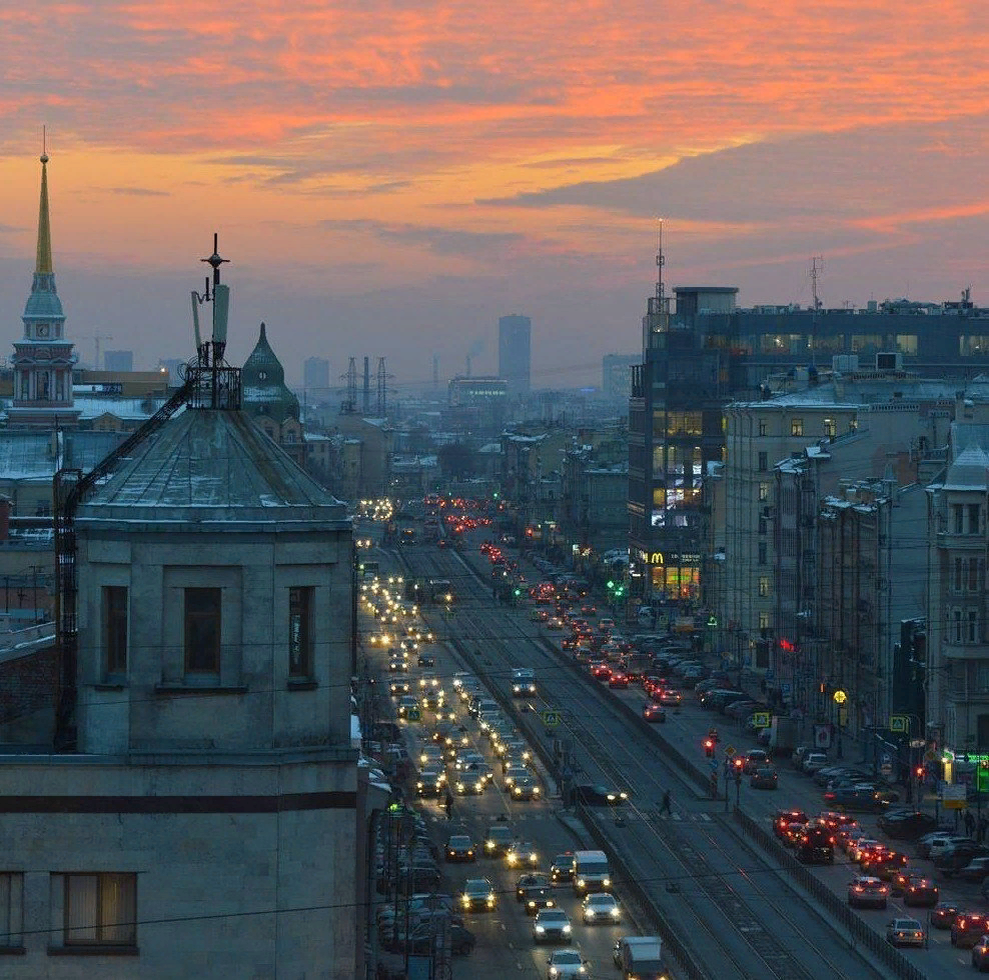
[201,232,229,286]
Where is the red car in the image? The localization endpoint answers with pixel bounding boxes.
[608,672,629,689]
[591,663,612,680]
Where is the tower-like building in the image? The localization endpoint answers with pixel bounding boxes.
[499,313,531,396]
[8,153,80,428]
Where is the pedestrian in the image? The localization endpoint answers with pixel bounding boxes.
[965,809,976,838]
[660,789,672,815]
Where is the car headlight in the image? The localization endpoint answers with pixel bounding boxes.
[585,909,595,918]
[577,878,585,887]
[562,924,571,934]
[535,925,545,933]
[533,786,541,794]
[602,878,611,887]
[611,907,621,918]
[549,969,559,978]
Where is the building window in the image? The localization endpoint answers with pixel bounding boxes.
[758,612,770,631]
[59,873,136,948]
[758,517,768,536]
[757,452,768,472]
[184,588,221,675]
[288,587,314,678]
[102,586,128,676]
[0,873,23,949]
[969,504,981,534]
[758,482,769,502]
[968,609,981,644]
[954,557,964,593]
[758,542,767,565]
[954,504,965,534]
[758,576,771,597]
[790,419,804,437]
[823,418,836,439]
[758,419,768,437]
[970,558,985,593]
[952,608,963,644]
[978,664,989,692]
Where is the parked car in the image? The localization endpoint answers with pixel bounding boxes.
[878,809,940,841]
[801,752,829,775]
[958,856,989,883]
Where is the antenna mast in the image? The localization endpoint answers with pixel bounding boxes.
[655,218,668,312]
[809,255,824,368]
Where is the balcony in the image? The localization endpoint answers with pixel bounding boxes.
[941,641,989,661]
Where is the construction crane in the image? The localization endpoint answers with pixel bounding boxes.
[77,334,114,370]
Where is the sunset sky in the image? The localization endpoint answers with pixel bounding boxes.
[1,1,988,390]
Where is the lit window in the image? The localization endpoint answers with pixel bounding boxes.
[758,612,770,631]
[58,872,136,948]
[823,418,836,439]
[758,483,769,502]
[790,419,804,437]
[758,419,768,437]
[758,576,771,597]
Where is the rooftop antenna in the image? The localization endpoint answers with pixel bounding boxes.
[655,217,667,312]
[809,255,823,367]
[188,233,237,409]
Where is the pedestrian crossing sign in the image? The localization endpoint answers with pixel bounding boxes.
[541,710,560,727]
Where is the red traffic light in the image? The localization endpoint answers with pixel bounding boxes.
[704,739,713,749]
[733,758,744,769]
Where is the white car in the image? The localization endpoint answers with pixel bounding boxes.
[582,892,621,923]
[546,948,588,977]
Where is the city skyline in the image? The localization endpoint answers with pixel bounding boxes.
[1,2,987,386]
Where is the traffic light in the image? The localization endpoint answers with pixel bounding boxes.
[915,766,924,780]
[704,738,715,758]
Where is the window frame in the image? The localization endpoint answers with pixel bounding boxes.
[102,586,128,677]
[0,873,23,950]
[60,872,137,949]
[288,586,315,679]
[758,576,771,598]
[790,419,804,437]
[183,587,222,676]
[757,451,768,472]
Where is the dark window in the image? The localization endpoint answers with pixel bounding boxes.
[184,588,221,674]
[289,587,314,678]
[758,542,767,565]
[758,517,768,536]
[62,873,136,947]
[954,504,964,534]
[758,419,767,437]
[969,504,981,534]
[0,873,23,948]
[758,452,768,472]
[102,586,128,676]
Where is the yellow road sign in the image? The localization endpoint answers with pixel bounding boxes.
[725,745,736,757]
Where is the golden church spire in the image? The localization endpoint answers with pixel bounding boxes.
[35,152,53,276]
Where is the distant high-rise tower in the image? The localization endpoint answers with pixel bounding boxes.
[304,356,330,392]
[104,349,134,373]
[9,152,80,428]
[498,313,531,396]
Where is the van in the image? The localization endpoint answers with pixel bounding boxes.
[612,936,664,980]
[572,849,611,894]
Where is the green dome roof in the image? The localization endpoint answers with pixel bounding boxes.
[241,322,300,425]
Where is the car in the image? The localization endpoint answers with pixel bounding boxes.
[930,902,960,929]
[823,786,887,811]
[801,752,829,774]
[750,767,778,790]
[958,856,989,883]
[952,912,989,948]
[545,948,588,978]
[389,676,411,695]
[416,767,445,798]
[460,878,496,912]
[642,703,667,723]
[974,934,989,972]
[902,876,939,907]
[862,849,908,879]
[847,876,888,909]
[886,917,925,947]
[934,842,989,872]
[581,892,621,924]
[455,771,486,795]
[608,671,629,689]
[417,654,435,667]
[533,908,572,944]
[851,838,883,863]
[484,824,514,856]
[504,766,530,790]
[923,834,970,860]
[877,810,939,841]
[742,749,770,775]
[506,840,539,868]
[574,784,629,806]
[796,826,835,864]
[773,810,809,838]
[397,695,421,719]
[524,886,557,916]
[516,872,551,902]
[816,810,859,831]
[512,774,542,801]
[658,688,682,706]
[446,834,476,863]
[550,853,575,884]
